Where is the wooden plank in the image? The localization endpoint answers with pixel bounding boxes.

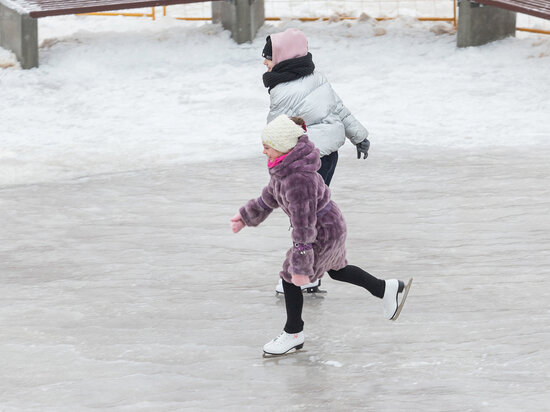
[476,0,550,20]
[3,0,214,18]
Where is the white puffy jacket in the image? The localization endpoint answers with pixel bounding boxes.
[267,71,368,157]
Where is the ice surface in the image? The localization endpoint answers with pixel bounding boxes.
[1,145,549,411]
[1,10,550,412]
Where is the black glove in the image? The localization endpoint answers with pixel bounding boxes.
[356,138,370,159]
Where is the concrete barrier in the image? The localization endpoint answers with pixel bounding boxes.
[457,0,517,47]
[0,2,38,69]
[212,0,264,44]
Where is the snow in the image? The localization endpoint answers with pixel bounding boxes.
[1,11,549,187]
[1,5,550,411]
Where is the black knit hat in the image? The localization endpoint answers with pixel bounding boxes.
[262,36,272,60]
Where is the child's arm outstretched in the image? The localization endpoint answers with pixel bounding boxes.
[231,186,278,233]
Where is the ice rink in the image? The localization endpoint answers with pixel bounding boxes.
[2,143,549,411]
[2,3,550,409]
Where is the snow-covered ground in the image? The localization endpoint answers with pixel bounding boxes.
[1,6,549,411]
[1,7,550,186]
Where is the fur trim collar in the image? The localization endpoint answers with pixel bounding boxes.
[269,136,320,178]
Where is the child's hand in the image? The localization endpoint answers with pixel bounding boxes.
[356,138,370,159]
[230,213,245,233]
[291,274,310,286]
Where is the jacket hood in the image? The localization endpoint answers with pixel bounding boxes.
[269,135,320,178]
[270,28,308,66]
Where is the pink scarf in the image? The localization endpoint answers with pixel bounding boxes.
[268,152,290,169]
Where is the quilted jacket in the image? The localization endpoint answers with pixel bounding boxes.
[267,71,369,157]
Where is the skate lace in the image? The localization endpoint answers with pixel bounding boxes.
[273,332,285,343]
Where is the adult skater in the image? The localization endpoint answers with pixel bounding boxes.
[230,115,411,356]
[262,28,371,294]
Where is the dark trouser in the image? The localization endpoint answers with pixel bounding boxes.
[283,265,386,334]
[318,151,338,186]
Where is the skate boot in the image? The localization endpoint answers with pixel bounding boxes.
[263,331,305,356]
[383,278,413,321]
[302,278,323,294]
[275,278,285,294]
[275,278,325,295]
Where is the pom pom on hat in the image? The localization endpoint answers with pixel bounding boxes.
[262,115,305,153]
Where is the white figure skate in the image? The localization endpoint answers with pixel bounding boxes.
[263,331,305,357]
[383,278,413,321]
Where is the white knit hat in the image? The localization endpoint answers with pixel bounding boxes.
[262,115,304,153]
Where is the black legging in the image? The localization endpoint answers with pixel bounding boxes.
[318,151,338,186]
[283,265,386,334]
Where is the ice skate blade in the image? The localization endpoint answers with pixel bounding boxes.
[304,287,327,294]
[391,278,413,321]
[262,344,304,358]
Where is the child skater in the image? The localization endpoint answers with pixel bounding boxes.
[262,28,371,295]
[230,115,411,356]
